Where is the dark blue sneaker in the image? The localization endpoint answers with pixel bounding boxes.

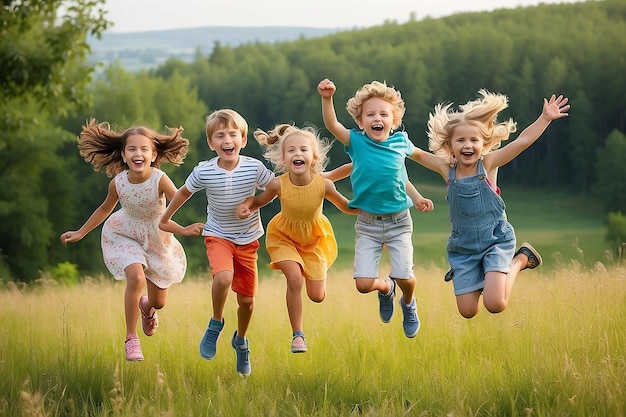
[231,331,251,376]
[400,297,420,338]
[378,279,396,323]
[199,318,223,360]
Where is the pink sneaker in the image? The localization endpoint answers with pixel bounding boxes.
[125,338,144,361]
[139,295,158,337]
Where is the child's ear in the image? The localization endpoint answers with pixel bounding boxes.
[241,135,248,148]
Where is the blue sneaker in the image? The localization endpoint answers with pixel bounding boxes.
[400,297,420,338]
[199,318,223,360]
[231,331,251,377]
[378,279,396,323]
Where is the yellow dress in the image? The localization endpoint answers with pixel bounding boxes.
[266,173,338,280]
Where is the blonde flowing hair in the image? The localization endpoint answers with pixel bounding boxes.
[254,124,332,175]
[427,89,517,164]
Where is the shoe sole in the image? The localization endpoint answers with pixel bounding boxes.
[518,242,542,270]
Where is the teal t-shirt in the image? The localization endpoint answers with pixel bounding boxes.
[346,129,414,214]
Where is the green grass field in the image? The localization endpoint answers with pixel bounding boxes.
[2,184,621,416]
[2,260,625,416]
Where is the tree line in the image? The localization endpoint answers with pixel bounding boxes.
[1,0,625,281]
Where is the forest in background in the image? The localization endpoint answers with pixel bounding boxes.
[1,0,625,281]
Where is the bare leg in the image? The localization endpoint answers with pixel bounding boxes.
[394,276,416,304]
[236,293,254,337]
[146,279,168,310]
[354,277,392,294]
[305,279,326,303]
[482,251,527,313]
[456,290,482,319]
[276,260,305,334]
[123,263,146,340]
[211,270,233,322]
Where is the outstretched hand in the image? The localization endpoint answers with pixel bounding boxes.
[543,94,570,121]
[317,79,336,98]
[60,231,81,246]
[180,222,204,237]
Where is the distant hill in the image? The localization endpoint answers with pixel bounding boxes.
[89,26,340,71]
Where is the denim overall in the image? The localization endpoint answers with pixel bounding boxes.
[446,160,516,295]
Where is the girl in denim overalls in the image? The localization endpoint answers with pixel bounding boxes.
[411,90,570,318]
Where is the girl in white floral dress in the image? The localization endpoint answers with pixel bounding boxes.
[60,119,204,361]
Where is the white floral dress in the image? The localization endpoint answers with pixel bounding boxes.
[101,169,186,288]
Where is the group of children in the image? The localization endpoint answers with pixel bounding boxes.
[60,80,570,376]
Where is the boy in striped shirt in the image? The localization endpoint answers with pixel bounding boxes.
[160,109,274,377]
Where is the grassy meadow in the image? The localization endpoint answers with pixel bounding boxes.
[2,185,622,416]
[2,261,625,416]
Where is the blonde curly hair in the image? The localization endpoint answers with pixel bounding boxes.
[78,118,189,177]
[427,89,517,164]
[346,81,405,129]
[254,124,332,175]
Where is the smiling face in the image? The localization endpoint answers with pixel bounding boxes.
[450,123,485,167]
[357,97,398,142]
[208,122,247,169]
[123,134,156,176]
[281,132,316,177]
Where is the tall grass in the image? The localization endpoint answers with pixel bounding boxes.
[1,260,624,416]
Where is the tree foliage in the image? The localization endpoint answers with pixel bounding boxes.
[2,0,626,280]
[0,0,109,280]
[595,130,626,213]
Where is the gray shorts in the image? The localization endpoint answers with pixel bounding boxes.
[353,209,414,279]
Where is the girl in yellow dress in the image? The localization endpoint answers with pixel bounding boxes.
[237,124,357,353]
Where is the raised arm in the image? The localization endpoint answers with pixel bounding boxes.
[324,179,358,215]
[486,94,570,169]
[408,146,450,181]
[60,179,119,246]
[317,79,351,145]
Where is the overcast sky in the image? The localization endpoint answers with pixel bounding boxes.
[103,0,587,33]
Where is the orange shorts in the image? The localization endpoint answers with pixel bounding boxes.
[204,236,259,297]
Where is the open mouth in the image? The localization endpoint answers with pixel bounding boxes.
[293,160,305,167]
[223,147,235,154]
[372,124,384,132]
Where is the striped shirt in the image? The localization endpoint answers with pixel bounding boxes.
[185,156,275,245]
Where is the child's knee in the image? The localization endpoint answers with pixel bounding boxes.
[354,278,374,293]
[484,299,507,314]
[238,295,254,310]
